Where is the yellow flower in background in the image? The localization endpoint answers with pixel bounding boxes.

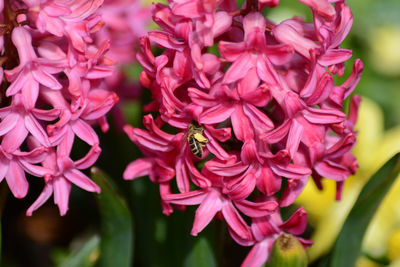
[296,97,400,262]
[368,25,400,76]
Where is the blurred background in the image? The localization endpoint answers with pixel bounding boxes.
[1,0,400,266]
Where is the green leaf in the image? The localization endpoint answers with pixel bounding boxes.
[59,235,100,267]
[91,167,134,267]
[184,236,217,267]
[325,153,400,267]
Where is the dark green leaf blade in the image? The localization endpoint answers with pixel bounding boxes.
[59,235,100,267]
[91,167,134,267]
[327,153,400,267]
[184,236,217,267]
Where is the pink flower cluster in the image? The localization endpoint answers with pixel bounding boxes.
[96,0,150,129]
[124,0,363,265]
[0,0,118,216]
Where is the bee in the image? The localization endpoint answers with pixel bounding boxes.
[186,123,208,158]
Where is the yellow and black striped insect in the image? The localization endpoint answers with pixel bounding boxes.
[186,123,208,158]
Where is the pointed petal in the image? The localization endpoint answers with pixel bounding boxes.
[191,190,223,236]
[123,158,152,180]
[26,183,53,216]
[64,169,101,193]
[6,160,28,198]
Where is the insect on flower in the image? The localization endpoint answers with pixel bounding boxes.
[186,123,208,158]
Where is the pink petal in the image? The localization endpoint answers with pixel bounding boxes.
[32,69,62,89]
[123,158,152,180]
[164,189,208,206]
[172,0,202,18]
[26,183,53,216]
[6,160,28,198]
[314,160,350,181]
[74,144,101,169]
[234,199,278,218]
[241,239,273,267]
[53,176,71,216]
[286,119,303,157]
[243,103,274,134]
[148,31,185,51]
[256,166,281,196]
[25,113,51,147]
[0,112,18,136]
[176,154,190,193]
[280,178,308,207]
[64,169,101,193]
[297,0,335,20]
[280,207,307,235]
[1,117,28,153]
[222,201,253,241]
[191,190,223,236]
[231,105,254,141]
[218,41,246,62]
[199,103,235,124]
[71,119,99,146]
[223,53,253,84]
[318,48,352,66]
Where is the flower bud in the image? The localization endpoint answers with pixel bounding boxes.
[268,233,308,267]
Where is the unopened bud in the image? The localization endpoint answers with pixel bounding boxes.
[268,233,308,267]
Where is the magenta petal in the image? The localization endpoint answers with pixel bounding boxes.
[224,170,256,200]
[74,144,102,169]
[25,113,51,147]
[280,207,307,235]
[191,190,223,236]
[0,112,18,136]
[26,183,53,216]
[164,189,207,205]
[223,53,253,84]
[243,12,266,38]
[172,0,202,18]
[243,103,274,134]
[286,119,303,157]
[176,155,190,193]
[264,44,294,65]
[273,21,318,59]
[148,31,184,51]
[303,107,345,124]
[6,70,29,96]
[19,160,52,177]
[297,0,335,20]
[256,166,281,196]
[204,132,231,160]
[318,48,352,66]
[71,119,99,146]
[64,169,101,193]
[199,103,235,124]
[231,105,254,141]
[123,158,152,180]
[262,119,291,143]
[271,162,311,179]
[234,199,278,218]
[280,178,308,207]
[218,41,246,62]
[241,239,273,267]
[314,160,350,181]
[222,201,253,241]
[305,72,334,105]
[6,160,28,198]
[206,160,248,176]
[256,55,279,85]
[2,117,28,153]
[53,176,71,216]
[32,69,62,89]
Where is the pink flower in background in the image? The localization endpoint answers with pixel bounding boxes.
[125,0,363,265]
[0,0,120,215]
